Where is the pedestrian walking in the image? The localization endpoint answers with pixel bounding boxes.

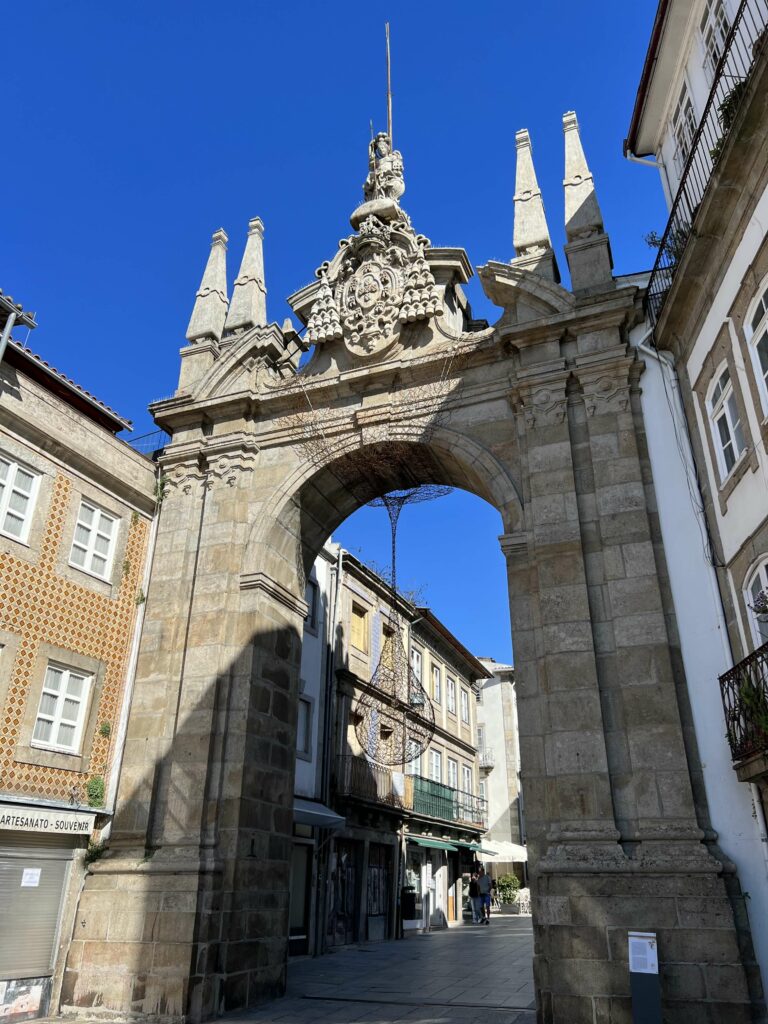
[477,866,493,924]
[468,872,482,924]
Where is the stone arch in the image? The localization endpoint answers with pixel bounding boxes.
[243,423,525,597]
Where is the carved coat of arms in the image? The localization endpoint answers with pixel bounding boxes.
[305,136,442,359]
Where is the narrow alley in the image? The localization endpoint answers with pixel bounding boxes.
[226,917,535,1024]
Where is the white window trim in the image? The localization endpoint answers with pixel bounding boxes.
[699,0,731,83]
[707,364,747,481]
[0,454,40,546]
[745,559,768,649]
[669,77,697,177]
[411,646,423,682]
[447,757,458,790]
[462,764,473,794]
[69,499,119,581]
[432,664,441,704]
[460,688,470,724]
[446,676,456,715]
[745,275,768,417]
[430,748,442,783]
[31,662,92,755]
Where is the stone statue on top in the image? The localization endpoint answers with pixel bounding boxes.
[364,132,405,204]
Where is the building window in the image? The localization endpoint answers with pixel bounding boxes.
[707,366,746,480]
[462,764,473,794]
[382,624,395,670]
[478,780,486,803]
[477,725,485,752]
[405,737,421,775]
[410,646,422,682]
[746,561,768,648]
[0,456,39,543]
[432,664,441,704]
[350,602,369,653]
[430,749,442,782]
[700,0,730,81]
[460,688,470,724]
[746,279,768,415]
[446,676,456,714]
[32,662,91,753]
[671,82,697,175]
[297,696,312,757]
[304,580,319,631]
[70,500,118,579]
[447,757,458,789]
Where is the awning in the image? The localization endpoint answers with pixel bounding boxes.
[453,840,502,856]
[408,836,459,852]
[293,798,345,829]
[479,840,528,863]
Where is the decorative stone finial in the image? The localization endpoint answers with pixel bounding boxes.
[186,229,229,343]
[224,217,267,335]
[562,112,613,291]
[563,111,604,241]
[513,130,552,256]
[512,129,559,282]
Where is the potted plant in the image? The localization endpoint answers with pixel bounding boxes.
[493,873,521,912]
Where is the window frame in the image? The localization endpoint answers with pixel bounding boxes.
[0,454,40,545]
[429,748,442,783]
[296,694,313,760]
[304,580,319,633]
[410,646,423,682]
[745,559,768,649]
[745,277,768,417]
[431,663,441,704]
[670,79,697,176]
[31,661,92,755]
[447,757,458,790]
[350,601,369,654]
[405,737,421,776]
[69,498,119,581]
[707,364,747,481]
[460,687,470,724]
[446,676,456,715]
[462,763,473,794]
[699,0,731,82]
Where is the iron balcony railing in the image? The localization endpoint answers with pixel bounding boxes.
[335,756,488,827]
[719,640,768,763]
[646,0,768,324]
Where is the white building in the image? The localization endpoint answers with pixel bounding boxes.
[475,658,527,881]
[626,0,768,993]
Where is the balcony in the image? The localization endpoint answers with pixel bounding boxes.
[646,0,768,324]
[719,640,768,770]
[478,747,495,771]
[335,755,488,827]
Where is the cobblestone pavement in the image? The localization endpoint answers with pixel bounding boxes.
[226,916,535,1024]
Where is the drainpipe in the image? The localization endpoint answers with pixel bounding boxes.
[0,310,17,363]
[103,469,162,822]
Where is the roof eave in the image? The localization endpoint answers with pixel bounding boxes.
[624,0,672,158]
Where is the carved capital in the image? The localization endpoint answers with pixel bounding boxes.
[204,440,260,488]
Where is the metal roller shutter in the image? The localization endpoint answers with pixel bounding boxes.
[0,833,75,979]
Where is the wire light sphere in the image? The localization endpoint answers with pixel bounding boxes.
[353,482,453,766]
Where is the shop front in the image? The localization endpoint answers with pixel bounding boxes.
[402,837,460,931]
[0,804,95,1022]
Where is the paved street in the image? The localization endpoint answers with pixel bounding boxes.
[227,917,535,1024]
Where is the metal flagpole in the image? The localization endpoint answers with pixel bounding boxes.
[385,22,393,144]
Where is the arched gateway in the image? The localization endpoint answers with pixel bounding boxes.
[62,119,758,1023]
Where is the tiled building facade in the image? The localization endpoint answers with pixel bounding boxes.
[0,313,156,1022]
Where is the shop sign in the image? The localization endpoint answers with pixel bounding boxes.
[0,804,95,836]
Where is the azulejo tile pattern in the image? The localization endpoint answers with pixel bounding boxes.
[0,473,149,802]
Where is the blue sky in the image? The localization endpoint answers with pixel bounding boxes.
[3,0,665,663]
